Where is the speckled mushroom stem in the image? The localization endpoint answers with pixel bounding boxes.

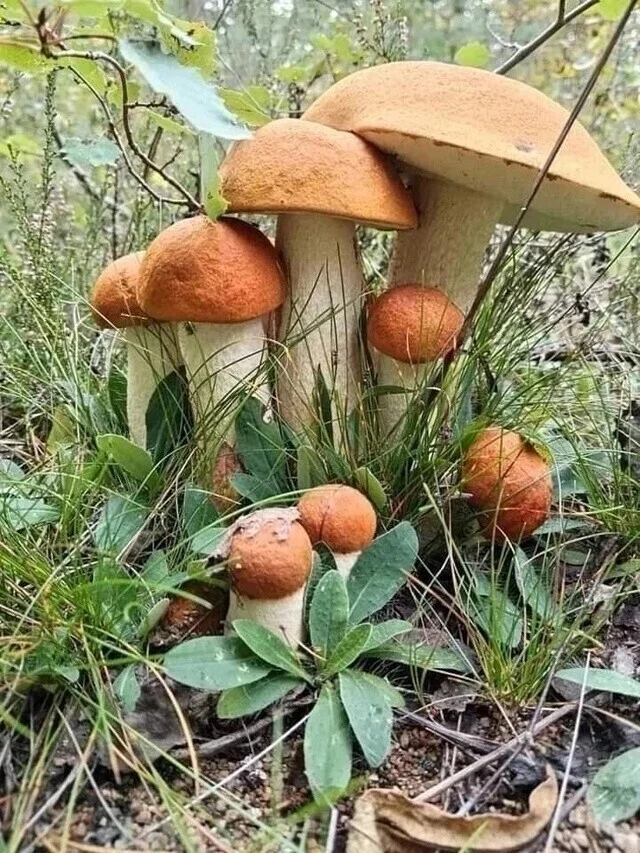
[122,324,182,449]
[276,213,362,435]
[333,552,361,582]
[226,587,306,648]
[178,319,269,474]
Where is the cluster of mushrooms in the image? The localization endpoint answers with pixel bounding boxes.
[91,61,640,645]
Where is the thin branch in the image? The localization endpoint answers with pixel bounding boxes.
[143,125,163,182]
[495,0,599,75]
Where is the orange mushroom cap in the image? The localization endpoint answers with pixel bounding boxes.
[90,251,146,329]
[461,427,552,541]
[297,484,377,554]
[367,284,464,364]
[138,216,285,324]
[228,519,313,600]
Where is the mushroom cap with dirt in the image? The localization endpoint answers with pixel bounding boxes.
[138,215,285,491]
[366,284,464,436]
[219,118,417,433]
[91,251,182,450]
[224,508,314,646]
[297,484,377,580]
[461,426,552,541]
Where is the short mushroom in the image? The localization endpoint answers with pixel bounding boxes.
[461,426,552,541]
[219,118,417,433]
[297,484,376,580]
[90,251,182,449]
[225,508,313,647]
[138,216,285,486]
[366,284,464,436]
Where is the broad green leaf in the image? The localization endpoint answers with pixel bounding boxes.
[1,496,60,531]
[220,86,272,127]
[596,0,627,20]
[0,42,49,72]
[229,473,275,502]
[309,570,349,656]
[141,550,170,584]
[157,17,217,76]
[323,624,372,677]
[93,495,148,553]
[364,641,472,673]
[217,673,302,719]
[114,665,141,712]
[358,672,405,709]
[145,368,192,463]
[588,747,640,824]
[138,598,170,636]
[304,684,352,805]
[118,40,250,140]
[556,668,640,698]
[347,522,418,625]
[190,522,226,556]
[145,109,194,136]
[182,485,218,538]
[62,137,121,169]
[62,0,123,15]
[199,132,228,220]
[304,547,337,623]
[454,41,490,68]
[468,572,523,649]
[235,397,287,493]
[339,670,393,767]
[513,549,555,620]
[362,619,413,652]
[96,433,158,484]
[164,636,271,690]
[57,56,109,93]
[232,620,310,681]
[0,459,24,481]
[296,444,325,491]
[0,133,40,158]
[353,467,387,511]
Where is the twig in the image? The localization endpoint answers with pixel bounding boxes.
[414,703,576,803]
[399,708,499,754]
[213,0,234,30]
[143,125,164,182]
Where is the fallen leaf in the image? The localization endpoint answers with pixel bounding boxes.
[347,766,557,852]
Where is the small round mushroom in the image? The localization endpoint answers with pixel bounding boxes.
[219,118,417,433]
[225,510,313,647]
[461,427,552,541]
[90,251,182,449]
[366,284,464,436]
[297,484,377,580]
[138,216,285,483]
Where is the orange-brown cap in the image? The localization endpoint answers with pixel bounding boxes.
[91,252,146,329]
[138,216,285,323]
[297,484,377,554]
[219,118,417,230]
[228,519,313,600]
[367,284,464,363]
[461,427,552,541]
[304,62,640,233]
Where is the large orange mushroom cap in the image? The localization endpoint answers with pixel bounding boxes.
[90,251,146,329]
[367,284,464,363]
[297,484,377,554]
[138,215,285,324]
[228,519,313,600]
[461,427,552,541]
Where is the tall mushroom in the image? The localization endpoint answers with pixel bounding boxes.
[138,216,285,488]
[219,118,417,434]
[297,484,376,581]
[366,284,464,436]
[90,251,182,449]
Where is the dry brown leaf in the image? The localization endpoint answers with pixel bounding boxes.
[347,766,557,853]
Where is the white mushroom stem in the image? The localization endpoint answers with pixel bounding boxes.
[276,213,363,435]
[333,552,361,582]
[122,324,182,449]
[226,587,306,648]
[375,360,428,439]
[178,319,269,472]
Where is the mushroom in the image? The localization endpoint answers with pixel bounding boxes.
[90,251,182,449]
[297,484,376,581]
[219,118,417,434]
[366,284,464,437]
[461,427,552,541]
[225,508,313,647]
[138,216,285,488]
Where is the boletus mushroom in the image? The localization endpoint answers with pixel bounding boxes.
[461,426,552,541]
[219,118,417,434]
[90,251,182,449]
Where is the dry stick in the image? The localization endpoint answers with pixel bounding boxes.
[414,703,576,803]
[171,715,274,762]
[399,708,499,754]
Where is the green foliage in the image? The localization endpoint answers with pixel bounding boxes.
[308,570,349,656]
[555,668,640,698]
[588,747,640,824]
[304,684,352,805]
[163,636,272,690]
[454,41,490,68]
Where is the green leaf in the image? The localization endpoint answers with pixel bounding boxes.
[62,0,123,16]
[467,572,523,649]
[62,137,120,169]
[353,467,386,511]
[1,496,60,531]
[555,668,640,698]
[93,495,148,553]
[164,636,271,690]
[323,624,372,677]
[304,547,337,623]
[304,684,352,805]
[229,472,275,502]
[217,673,302,719]
[347,522,418,625]
[296,444,325,491]
[232,620,310,681]
[362,619,413,653]
[0,41,49,73]
[596,0,627,20]
[145,368,192,463]
[96,433,158,484]
[309,570,349,657]
[118,40,250,140]
[138,598,170,637]
[141,550,170,583]
[182,485,218,538]
[199,132,228,220]
[57,56,109,93]
[0,133,40,159]
[144,109,194,136]
[235,397,288,493]
[454,41,490,68]
[190,522,226,556]
[220,86,272,127]
[157,17,217,76]
[364,641,472,673]
[588,747,640,824]
[114,665,141,712]
[339,670,394,767]
[513,549,555,620]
